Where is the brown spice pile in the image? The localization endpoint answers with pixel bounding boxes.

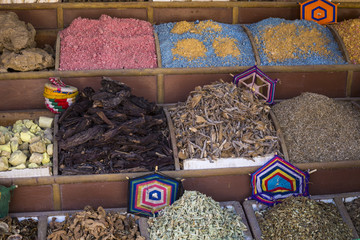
[171,20,222,35]
[212,37,240,58]
[257,23,330,63]
[256,196,353,240]
[172,38,207,60]
[333,19,360,64]
[272,92,360,163]
[344,197,360,235]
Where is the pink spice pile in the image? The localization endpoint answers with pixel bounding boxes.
[59,15,157,71]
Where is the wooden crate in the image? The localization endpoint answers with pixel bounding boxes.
[163,104,288,170]
[0,110,57,178]
[54,106,179,175]
[243,193,360,240]
[139,201,254,240]
[269,98,360,168]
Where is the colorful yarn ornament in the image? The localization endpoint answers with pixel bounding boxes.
[44,77,78,113]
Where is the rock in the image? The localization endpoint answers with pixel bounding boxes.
[47,144,53,156]
[0,156,8,171]
[9,150,27,166]
[1,48,54,71]
[42,152,50,165]
[29,152,43,164]
[1,151,11,158]
[20,131,34,143]
[10,139,18,152]
[18,142,28,150]
[28,162,39,168]
[0,12,36,52]
[29,140,46,153]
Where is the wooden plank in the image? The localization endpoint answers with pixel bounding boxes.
[243,200,262,240]
[62,8,148,27]
[0,2,359,11]
[242,25,260,66]
[57,5,64,29]
[157,74,164,103]
[0,64,359,81]
[0,158,360,187]
[0,9,58,29]
[334,197,360,238]
[55,32,60,71]
[269,110,289,161]
[53,114,59,176]
[52,184,61,211]
[153,7,233,24]
[34,29,58,48]
[37,215,48,240]
[154,31,162,68]
[147,6,153,23]
[232,6,238,24]
[347,70,354,97]
[163,108,180,170]
[327,25,351,63]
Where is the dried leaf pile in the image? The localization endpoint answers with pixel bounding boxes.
[57,77,174,175]
[272,92,360,163]
[256,196,353,240]
[344,197,360,235]
[0,216,38,240]
[169,81,280,161]
[47,206,144,240]
[148,191,247,240]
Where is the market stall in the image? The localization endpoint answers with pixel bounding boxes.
[0,1,360,239]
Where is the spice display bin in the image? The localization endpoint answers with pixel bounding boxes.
[5,213,46,240]
[139,201,253,240]
[270,98,360,168]
[8,207,147,240]
[54,105,179,175]
[243,193,360,240]
[0,110,57,178]
[163,105,288,170]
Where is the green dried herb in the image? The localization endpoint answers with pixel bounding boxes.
[148,190,247,240]
[256,196,353,240]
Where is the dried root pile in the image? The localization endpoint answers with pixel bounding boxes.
[148,191,247,240]
[0,216,38,240]
[57,77,174,175]
[169,81,280,160]
[256,196,353,240]
[345,197,360,235]
[47,206,144,240]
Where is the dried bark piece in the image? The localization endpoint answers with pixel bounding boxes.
[57,77,174,175]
